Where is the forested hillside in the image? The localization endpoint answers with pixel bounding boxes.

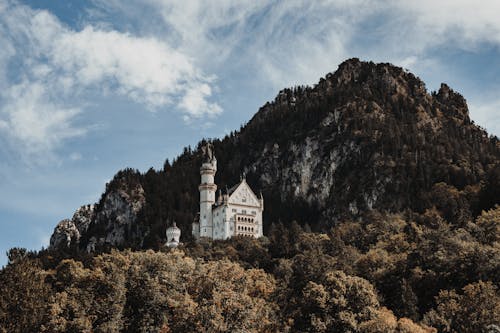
[50,58,499,252]
[1,206,499,332]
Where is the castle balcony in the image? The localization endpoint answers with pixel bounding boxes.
[234,213,257,237]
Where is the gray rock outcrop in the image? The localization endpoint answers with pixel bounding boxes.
[49,204,95,250]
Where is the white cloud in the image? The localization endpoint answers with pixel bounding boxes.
[91,0,358,87]
[69,152,83,161]
[93,0,500,91]
[394,1,500,49]
[180,83,222,118]
[469,100,500,136]
[153,1,365,86]
[0,1,221,161]
[50,26,214,109]
[0,82,85,161]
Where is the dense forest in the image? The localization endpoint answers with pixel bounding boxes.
[1,59,499,332]
[1,206,499,332]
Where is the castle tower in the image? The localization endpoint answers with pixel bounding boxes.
[199,144,217,238]
[165,221,181,248]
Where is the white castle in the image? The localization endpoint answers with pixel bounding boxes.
[192,143,264,240]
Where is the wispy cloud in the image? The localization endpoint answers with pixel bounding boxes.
[0,0,221,162]
[91,1,359,87]
[91,1,500,89]
[0,82,85,161]
[395,1,500,49]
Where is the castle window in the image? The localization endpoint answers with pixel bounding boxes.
[232,208,236,212]
[242,198,246,203]
[242,210,247,214]
[252,211,256,215]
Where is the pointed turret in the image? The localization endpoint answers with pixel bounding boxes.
[166,221,181,248]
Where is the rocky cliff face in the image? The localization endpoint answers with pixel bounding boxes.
[49,205,94,249]
[83,181,145,252]
[49,58,500,252]
[50,172,146,251]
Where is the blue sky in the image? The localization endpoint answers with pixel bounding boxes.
[1,0,499,266]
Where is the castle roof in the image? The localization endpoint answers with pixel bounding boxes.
[226,182,240,195]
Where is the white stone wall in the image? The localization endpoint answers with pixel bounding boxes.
[226,201,263,238]
[212,205,225,240]
[209,201,263,239]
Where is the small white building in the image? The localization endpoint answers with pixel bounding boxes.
[165,222,181,248]
[192,144,264,240]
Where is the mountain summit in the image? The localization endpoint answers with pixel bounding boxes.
[50,58,499,251]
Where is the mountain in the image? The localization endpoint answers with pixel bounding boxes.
[49,58,500,252]
[3,58,499,333]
